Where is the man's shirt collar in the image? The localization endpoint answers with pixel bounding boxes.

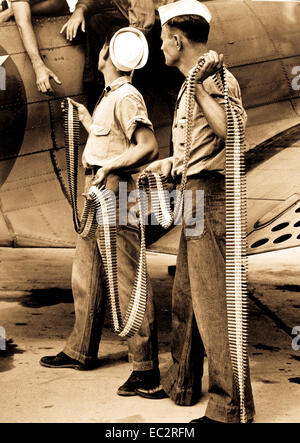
[105,76,131,95]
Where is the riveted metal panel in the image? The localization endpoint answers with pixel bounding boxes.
[248,195,300,255]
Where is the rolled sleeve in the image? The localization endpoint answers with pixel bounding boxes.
[127,0,155,34]
[203,71,247,128]
[116,93,153,142]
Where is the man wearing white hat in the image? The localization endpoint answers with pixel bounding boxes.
[60,0,156,110]
[40,26,163,398]
[136,0,255,423]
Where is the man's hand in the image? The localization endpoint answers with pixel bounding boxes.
[144,157,173,178]
[68,98,92,132]
[92,166,109,187]
[68,98,89,121]
[60,8,85,41]
[195,50,223,84]
[35,63,61,94]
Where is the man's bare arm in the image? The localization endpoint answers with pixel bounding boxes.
[12,1,61,94]
[195,84,227,140]
[195,50,227,139]
[1,0,67,23]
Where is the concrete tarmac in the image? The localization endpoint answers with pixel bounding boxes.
[0,248,300,423]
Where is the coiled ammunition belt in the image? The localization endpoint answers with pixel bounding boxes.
[64,99,148,339]
[64,61,248,422]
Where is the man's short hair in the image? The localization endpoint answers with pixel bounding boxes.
[166,14,210,44]
[102,25,126,59]
[104,25,125,48]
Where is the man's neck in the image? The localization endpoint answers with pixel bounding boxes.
[177,43,206,78]
[103,71,122,87]
[102,61,126,88]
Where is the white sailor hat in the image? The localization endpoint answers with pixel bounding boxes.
[109,27,149,72]
[158,0,212,26]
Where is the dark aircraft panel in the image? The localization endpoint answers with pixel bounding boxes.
[0,45,27,188]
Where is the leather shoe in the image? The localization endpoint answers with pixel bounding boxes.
[135,386,168,399]
[39,352,97,370]
[117,369,160,396]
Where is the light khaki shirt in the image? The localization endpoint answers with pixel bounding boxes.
[172,69,247,178]
[82,76,153,168]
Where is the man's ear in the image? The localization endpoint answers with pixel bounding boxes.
[102,42,110,61]
[173,34,183,51]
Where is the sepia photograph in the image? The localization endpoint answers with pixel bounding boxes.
[0,0,300,429]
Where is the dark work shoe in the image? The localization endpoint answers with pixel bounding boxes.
[135,386,168,399]
[39,352,97,371]
[117,369,161,397]
[190,416,254,424]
